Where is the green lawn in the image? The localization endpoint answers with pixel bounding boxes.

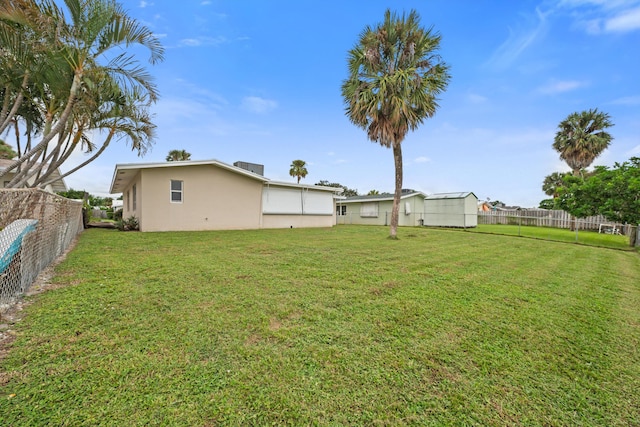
[469,224,634,250]
[1,226,639,426]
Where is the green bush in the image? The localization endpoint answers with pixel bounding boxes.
[116,216,139,231]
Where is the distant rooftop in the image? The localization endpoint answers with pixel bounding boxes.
[425,192,476,200]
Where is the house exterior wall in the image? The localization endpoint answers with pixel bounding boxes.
[262,214,335,229]
[137,164,263,232]
[261,185,336,228]
[121,171,142,224]
[1,171,59,194]
[337,195,425,226]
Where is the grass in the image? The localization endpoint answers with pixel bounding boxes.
[469,224,633,250]
[1,225,639,426]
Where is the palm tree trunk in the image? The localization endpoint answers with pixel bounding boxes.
[390,143,403,239]
[42,130,115,187]
[0,71,82,182]
[0,74,28,135]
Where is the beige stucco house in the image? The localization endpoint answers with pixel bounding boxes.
[336,190,428,226]
[109,159,343,232]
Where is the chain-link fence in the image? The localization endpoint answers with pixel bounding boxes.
[478,210,638,247]
[0,189,83,312]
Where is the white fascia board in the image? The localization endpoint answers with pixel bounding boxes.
[265,180,344,194]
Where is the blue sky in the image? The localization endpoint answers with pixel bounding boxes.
[62,0,640,207]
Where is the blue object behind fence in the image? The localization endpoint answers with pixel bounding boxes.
[0,219,38,274]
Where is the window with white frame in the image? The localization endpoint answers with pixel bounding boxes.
[336,205,346,216]
[360,202,378,217]
[170,180,183,203]
[132,184,137,211]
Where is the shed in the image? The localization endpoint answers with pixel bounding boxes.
[424,192,478,228]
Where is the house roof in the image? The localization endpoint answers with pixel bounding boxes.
[265,180,343,194]
[110,159,268,193]
[0,159,68,193]
[340,191,427,204]
[424,191,476,200]
[109,159,344,195]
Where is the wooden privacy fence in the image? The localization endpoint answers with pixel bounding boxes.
[478,209,634,234]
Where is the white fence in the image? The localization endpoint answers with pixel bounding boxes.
[478,209,634,232]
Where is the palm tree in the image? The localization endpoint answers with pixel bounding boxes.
[542,172,569,199]
[367,189,380,195]
[341,9,450,238]
[552,108,614,177]
[0,139,17,159]
[289,159,308,183]
[166,149,192,161]
[0,0,164,187]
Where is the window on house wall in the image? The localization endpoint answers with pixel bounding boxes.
[360,202,378,217]
[126,190,130,211]
[170,180,183,203]
[336,205,347,216]
[132,184,137,211]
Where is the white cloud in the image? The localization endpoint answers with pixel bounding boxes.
[609,95,640,105]
[559,0,640,33]
[241,97,278,114]
[139,1,153,8]
[605,6,640,31]
[626,145,640,156]
[468,93,488,104]
[178,36,227,48]
[486,7,550,69]
[537,79,588,94]
[414,156,431,163]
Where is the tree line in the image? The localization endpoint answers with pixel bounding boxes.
[541,108,639,244]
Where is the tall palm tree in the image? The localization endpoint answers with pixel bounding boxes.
[553,108,614,177]
[341,9,450,238]
[289,159,308,183]
[0,0,164,186]
[166,149,192,161]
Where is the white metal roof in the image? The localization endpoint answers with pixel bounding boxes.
[424,192,476,200]
[339,191,427,204]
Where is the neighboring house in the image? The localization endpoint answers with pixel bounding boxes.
[424,192,478,228]
[478,201,493,212]
[109,159,343,232]
[0,159,67,194]
[111,199,123,211]
[337,190,428,226]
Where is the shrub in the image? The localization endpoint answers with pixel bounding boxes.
[116,216,139,231]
